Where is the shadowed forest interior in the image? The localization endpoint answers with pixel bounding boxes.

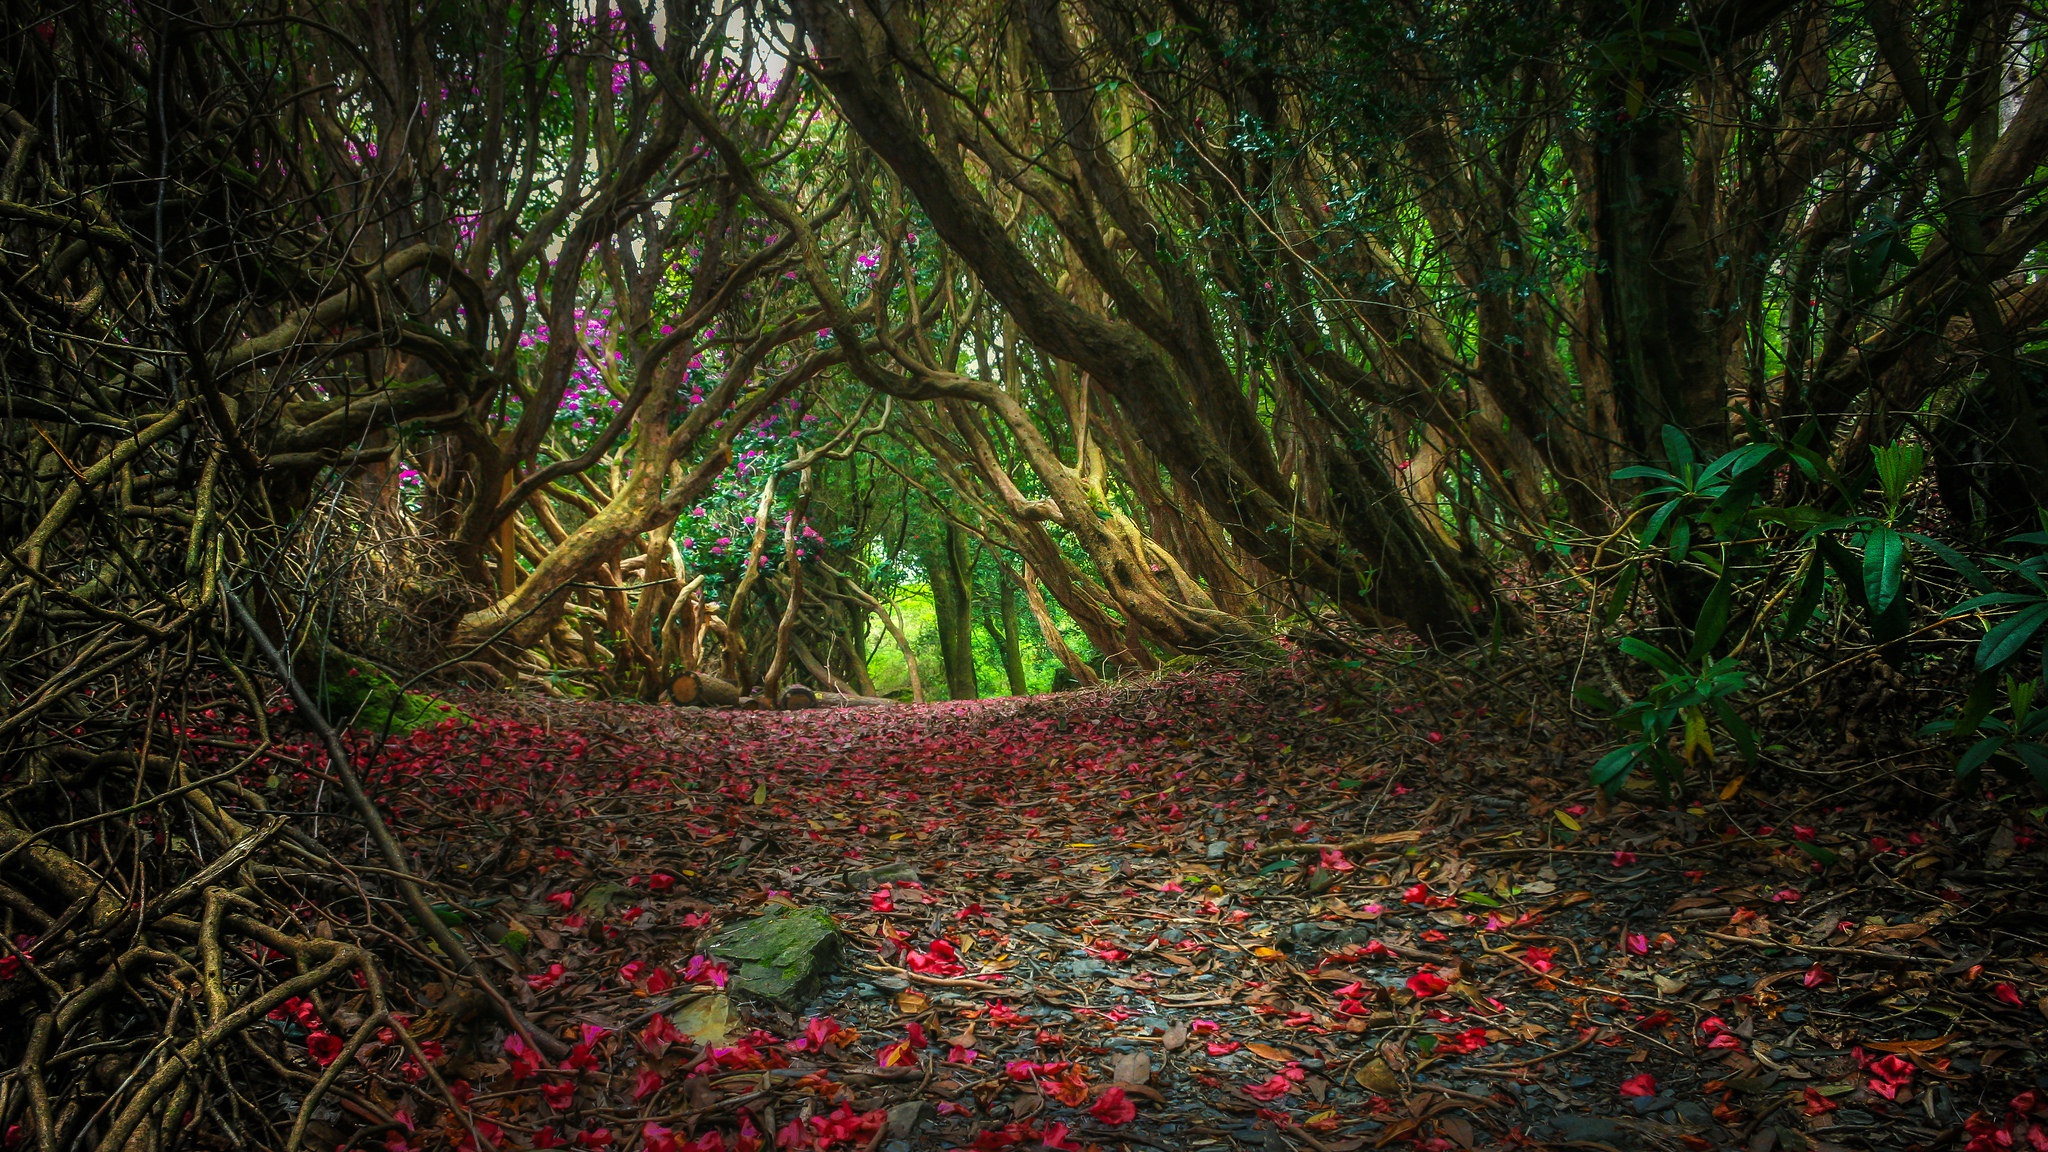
[5,1,2048,1150]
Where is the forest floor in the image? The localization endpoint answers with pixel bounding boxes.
[255,659,2048,1152]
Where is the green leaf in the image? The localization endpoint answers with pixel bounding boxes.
[1817,536,1869,612]
[2013,741,2048,790]
[1660,425,1695,469]
[1978,602,2048,672]
[1614,464,1682,484]
[1872,442,1925,508]
[1642,499,1681,546]
[1592,744,1646,791]
[1753,505,1838,533]
[1575,685,1619,712]
[1687,565,1734,661]
[1953,591,2040,614]
[1900,532,1989,591]
[1863,526,1905,615]
[1697,443,1775,485]
[1792,840,1841,866]
[1949,674,1999,739]
[1712,699,1759,762]
[1956,734,2006,777]
[1617,637,1684,677]
[1668,518,1692,562]
[1779,559,1827,641]
[1602,563,1640,628]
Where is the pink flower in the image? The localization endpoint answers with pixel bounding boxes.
[1243,1071,1298,1101]
[1611,850,1638,867]
[306,1031,344,1066]
[1090,1087,1137,1125]
[1864,1053,1914,1100]
[1407,971,1449,997]
[638,1015,685,1057]
[1619,1073,1658,1098]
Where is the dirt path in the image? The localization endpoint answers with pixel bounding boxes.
[263,666,2047,1152]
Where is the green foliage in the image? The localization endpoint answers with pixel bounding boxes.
[1584,425,1993,794]
[1921,528,2048,786]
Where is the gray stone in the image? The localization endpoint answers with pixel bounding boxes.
[1539,1116,1625,1143]
[1020,923,1062,939]
[1672,1102,1714,1129]
[848,861,921,887]
[885,1101,933,1139]
[1207,841,1229,860]
[706,904,841,1009]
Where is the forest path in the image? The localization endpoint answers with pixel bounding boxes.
[307,667,2044,1152]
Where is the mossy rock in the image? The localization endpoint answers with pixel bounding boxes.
[314,649,468,733]
[706,904,840,1009]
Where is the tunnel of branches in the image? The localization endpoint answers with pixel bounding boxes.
[5,0,2048,1149]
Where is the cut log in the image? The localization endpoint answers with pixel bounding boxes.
[814,691,897,708]
[670,670,742,707]
[779,684,817,710]
[737,692,771,710]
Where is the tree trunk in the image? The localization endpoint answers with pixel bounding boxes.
[996,578,1027,695]
[926,523,979,700]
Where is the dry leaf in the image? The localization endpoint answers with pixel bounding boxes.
[1355,1057,1401,1094]
[1863,1035,1953,1054]
[1245,1042,1296,1062]
[1111,1052,1151,1085]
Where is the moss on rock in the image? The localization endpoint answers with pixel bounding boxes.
[706,904,840,1009]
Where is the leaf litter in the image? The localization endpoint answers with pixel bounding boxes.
[204,658,2048,1152]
